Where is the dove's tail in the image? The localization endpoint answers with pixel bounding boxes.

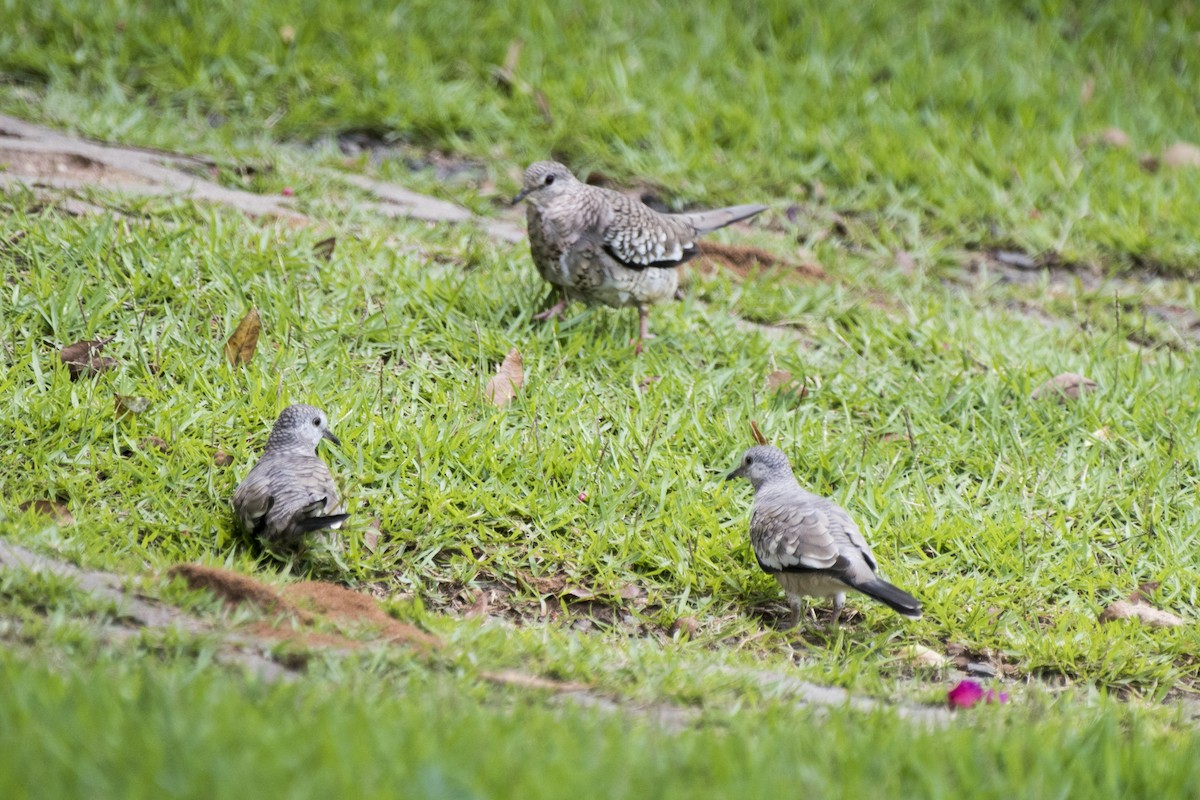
[295,513,349,534]
[679,204,768,234]
[853,578,922,619]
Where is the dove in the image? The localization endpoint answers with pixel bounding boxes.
[513,160,767,346]
[725,445,922,628]
[231,404,347,548]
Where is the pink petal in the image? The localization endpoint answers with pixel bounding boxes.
[947,680,984,709]
[577,491,588,503]
[985,690,1009,705]
[281,187,295,197]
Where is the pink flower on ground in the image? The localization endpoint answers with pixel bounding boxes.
[281,187,295,197]
[947,680,984,709]
[985,689,1009,705]
[577,491,588,503]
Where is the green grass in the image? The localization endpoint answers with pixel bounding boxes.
[4,647,1200,800]
[3,1,1200,270]
[3,0,1200,795]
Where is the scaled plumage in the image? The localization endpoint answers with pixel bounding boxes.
[725,445,922,628]
[514,161,767,343]
[232,404,347,548]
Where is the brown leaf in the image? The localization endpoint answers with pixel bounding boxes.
[363,517,382,553]
[765,370,808,400]
[60,338,116,379]
[20,499,73,525]
[1098,127,1131,149]
[139,435,169,453]
[617,584,645,601]
[1098,599,1183,628]
[312,236,336,261]
[1080,76,1095,104]
[749,420,769,445]
[638,375,661,392]
[670,616,699,639]
[1162,141,1200,169]
[1128,581,1161,605]
[894,250,917,273]
[213,449,234,467]
[1031,372,1097,402]
[114,394,150,418]
[224,307,261,366]
[484,348,523,406]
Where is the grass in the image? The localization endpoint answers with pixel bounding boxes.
[5,647,1200,800]
[3,1,1200,270]
[3,0,1200,795]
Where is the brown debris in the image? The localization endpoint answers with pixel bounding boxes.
[224,307,261,366]
[484,347,524,407]
[213,449,234,467]
[750,420,769,445]
[169,564,440,651]
[283,581,440,649]
[1099,582,1184,628]
[694,241,825,281]
[480,669,590,693]
[19,499,73,525]
[1162,142,1200,170]
[169,564,303,619]
[60,338,117,379]
[1030,372,1098,402]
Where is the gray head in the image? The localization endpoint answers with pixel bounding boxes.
[265,404,340,452]
[724,445,795,490]
[511,160,581,207]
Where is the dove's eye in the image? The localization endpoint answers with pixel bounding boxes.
[745,456,753,465]
[312,418,321,427]
[544,174,556,186]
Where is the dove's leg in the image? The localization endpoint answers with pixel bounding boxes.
[533,288,568,321]
[630,305,657,354]
[785,595,804,630]
[828,592,847,629]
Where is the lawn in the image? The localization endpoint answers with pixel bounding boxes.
[2,0,1200,796]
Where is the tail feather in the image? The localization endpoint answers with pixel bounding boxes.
[853,579,922,619]
[680,203,768,234]
[294,513,349,534]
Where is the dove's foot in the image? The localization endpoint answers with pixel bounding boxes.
[533,300,568,322]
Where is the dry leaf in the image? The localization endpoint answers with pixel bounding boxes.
[60,338,116,379]
[1162,142,1200,169]
[484,348,523,406]
[312,236,336,261]
[363,517,382,553]
[1080,76,1095,104]
[749,420,768,445]
[213,449,234,467]
[1098,127,1131,149]
[1031,373,1098,402]
[224,307,261,366]
[765,370,808,400]
[140,435,169,453]
[638,375,661,392]
[279,24,295,44]
[670,616,699,639]
[1098,599,1183,628]
[20,499,73,525]
[903,644,948,668]
[114,394,150,418]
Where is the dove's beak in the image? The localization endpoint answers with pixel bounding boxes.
[322,429,341,447]
[724,467,741,482]
[510,187,531,205]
